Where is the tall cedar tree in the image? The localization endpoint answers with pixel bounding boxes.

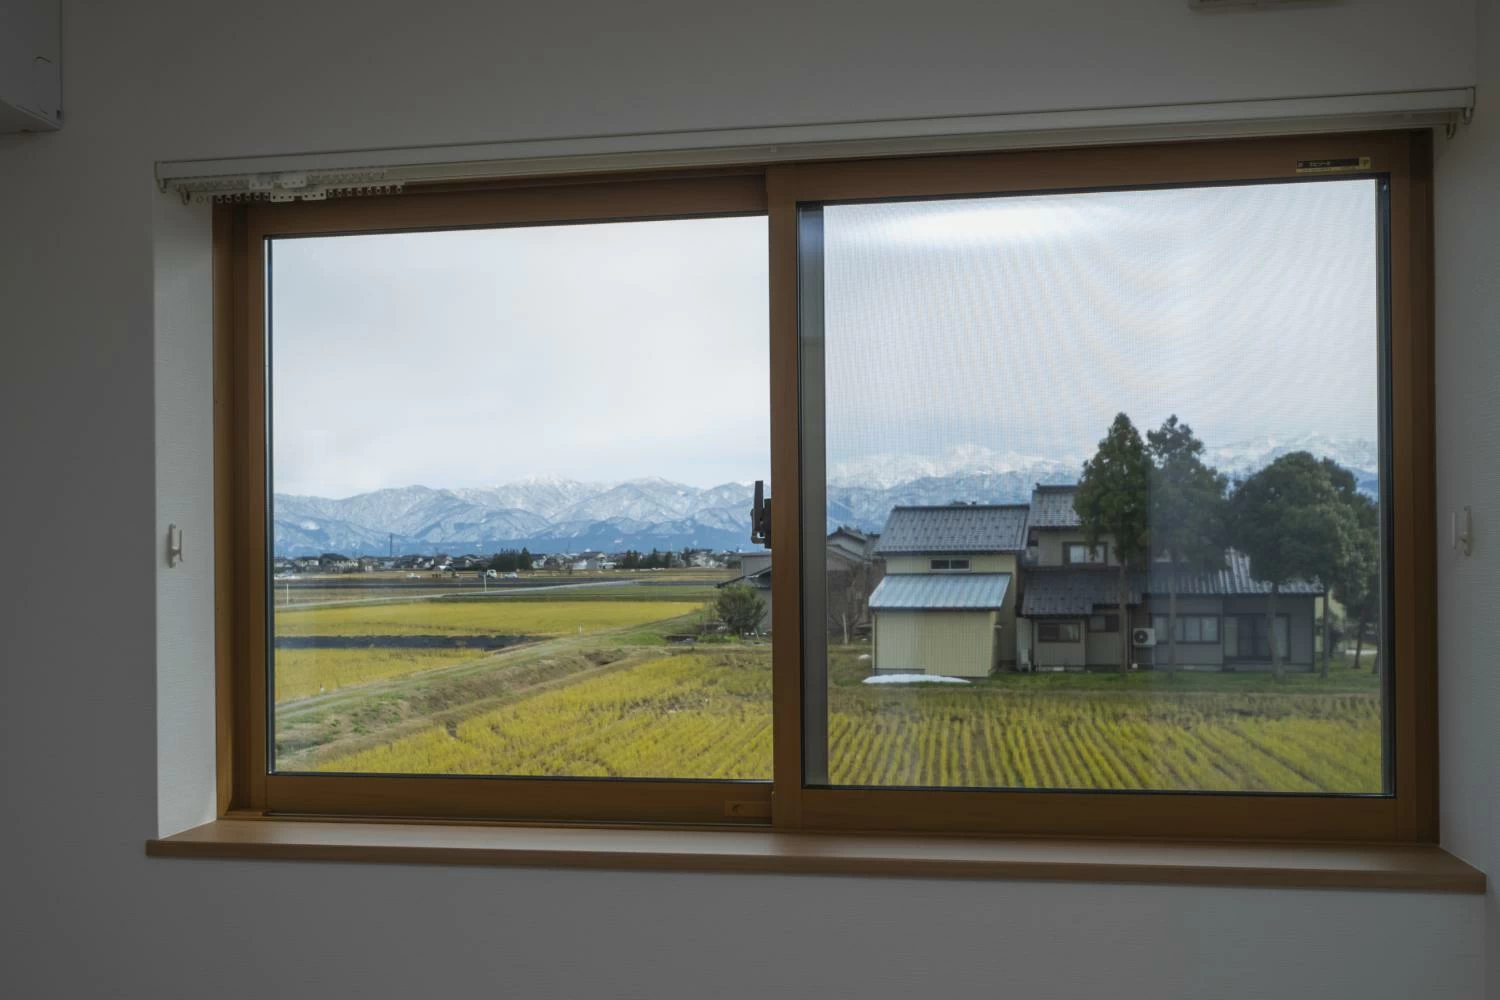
[1075,413,1153,672]
[1146,416,1228,678]
[1229,452,1357,680]
[1321,459,1381,675]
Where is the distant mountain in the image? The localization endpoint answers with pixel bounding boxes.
[272,435,1378,557]
[1203,433,1380,496]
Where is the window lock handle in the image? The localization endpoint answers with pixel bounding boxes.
[750,480,772,548]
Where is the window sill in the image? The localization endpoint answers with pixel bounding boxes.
[146,819,1485,893]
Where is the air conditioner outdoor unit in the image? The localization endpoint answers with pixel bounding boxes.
[1131,627,1157,648]
[0,0,61,133]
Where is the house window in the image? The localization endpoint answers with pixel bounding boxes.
[217,132,1432,844]
[1088,613,1120,633]
[1038,621,1082,643]
[1150,614,1220,643]
[1064,543,1108,565]
[1225,614,1291,661]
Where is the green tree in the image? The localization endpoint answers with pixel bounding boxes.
[1319,460,1381,675]
[1316,460,1378,677]
[518,547,533,571]
[715,583,766,635]
[1075,413,1152,673]
[1229,452,1358,681]
[1146,415,1228,678]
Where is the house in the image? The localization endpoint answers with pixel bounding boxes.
[867,487,1325,677]
[1016,485,1323,672]
[827,526,880,570]
[867,504,1027,677]
[717,532,885,635]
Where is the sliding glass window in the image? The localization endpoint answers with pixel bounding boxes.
[799,178,1391,796]
[267,212,772,783]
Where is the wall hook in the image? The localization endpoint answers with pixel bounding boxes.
[167,524,184,567]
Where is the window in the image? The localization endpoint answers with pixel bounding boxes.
[1225,614,1292,662]
[1064,542,1108,565]
[218,132,1436,842]
[1151,614,1220,643]
[1040,621,1084,642]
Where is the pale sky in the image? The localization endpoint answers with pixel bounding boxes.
[271,216,770,497]
[824,178,1380,472]
[271,178,1380,498]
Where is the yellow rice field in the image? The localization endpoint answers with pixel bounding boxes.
[311,651,1382,793]
[274,648,484,703]
[273,599,704,637]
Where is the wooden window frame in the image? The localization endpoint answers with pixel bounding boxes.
[769,130,1435,842]
[216,171,776,826]
[929,557,971,571]
[217,130,1436,844]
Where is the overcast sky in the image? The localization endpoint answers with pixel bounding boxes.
[824,178,1380,474]
[272,178,1379,498]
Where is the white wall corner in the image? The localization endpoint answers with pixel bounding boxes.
[152,190,217,836]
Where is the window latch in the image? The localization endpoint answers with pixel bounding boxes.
[750,480,772,548]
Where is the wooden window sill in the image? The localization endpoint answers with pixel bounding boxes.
[147,819,1485,893]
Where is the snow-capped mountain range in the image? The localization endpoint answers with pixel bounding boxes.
[273,435,1378,557]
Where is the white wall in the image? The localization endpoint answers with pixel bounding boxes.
[0,2,1490,997]
[1435,0,1500,995]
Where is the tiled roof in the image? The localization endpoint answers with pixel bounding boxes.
[1146,550,1324,598]
[874,505,1030,554]
[1027,484,1082,529]
[1020,568,1138,617]
[718,566,772,589]
[1020,551,1322,617]
[870,573,1012,611]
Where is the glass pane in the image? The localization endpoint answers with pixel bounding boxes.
[806,179,1388,794]
[269,215,771,779]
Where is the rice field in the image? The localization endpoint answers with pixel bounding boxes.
[274,648,485,703]
[310,650,1382,793]
[314,651,773,779]
[273,599,706,637]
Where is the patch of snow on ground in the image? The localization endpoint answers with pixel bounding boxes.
[863,673,969,686]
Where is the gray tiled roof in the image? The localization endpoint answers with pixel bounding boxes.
[873,505,1029,554]
[1021,568,1138,617]
[718,566,771,589]
[1021,551,1322,617]
[1027,485,1082,529]
[1147,551,1324,599]
[870,573,1011,611]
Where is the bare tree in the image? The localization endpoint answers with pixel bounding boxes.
[827,559,882,645]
